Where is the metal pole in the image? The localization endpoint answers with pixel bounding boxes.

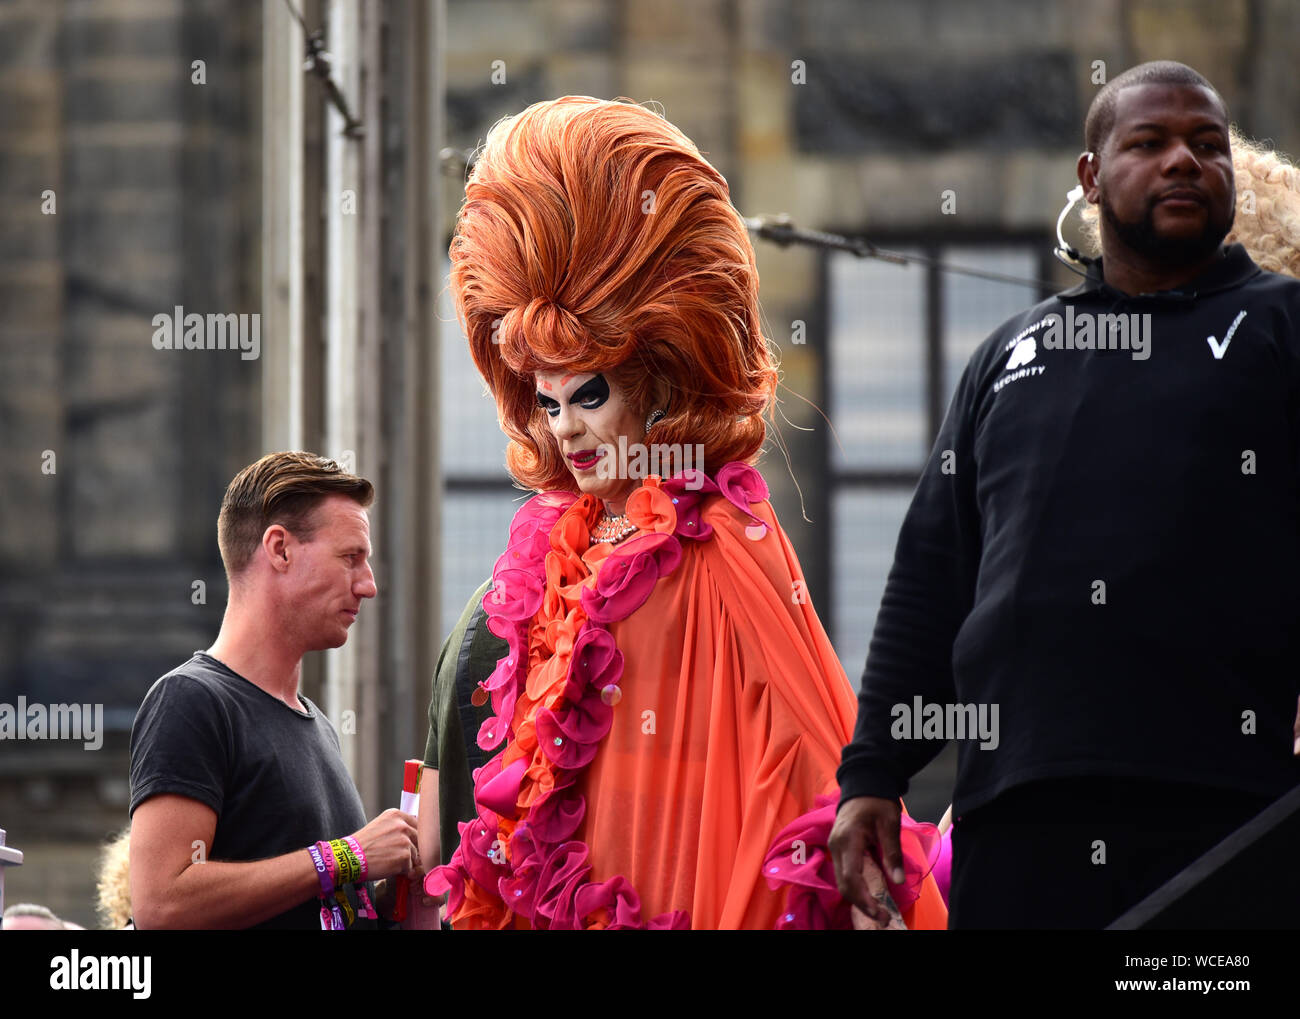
[0,829,23,921]
[355,0,384,815]
[323,0,367,796]
[406,0,444,787]
[262,0,305,452]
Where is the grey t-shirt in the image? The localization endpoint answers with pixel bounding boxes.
[129,652,375,929]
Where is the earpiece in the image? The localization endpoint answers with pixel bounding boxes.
[1054,183,1095,274]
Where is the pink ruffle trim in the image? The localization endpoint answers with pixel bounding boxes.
[761,794,942,929]
[427,467,774,929]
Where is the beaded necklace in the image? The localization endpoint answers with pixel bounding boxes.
[588,510,639,546]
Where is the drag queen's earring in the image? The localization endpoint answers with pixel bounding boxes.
[645,408,666,431]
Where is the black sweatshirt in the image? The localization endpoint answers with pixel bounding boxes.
[838,244,1300,814]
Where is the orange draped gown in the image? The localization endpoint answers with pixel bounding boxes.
[429,466,947,930]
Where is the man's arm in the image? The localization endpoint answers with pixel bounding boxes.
[130,795,318,929]
[417,767,442,900]
[130,794,419,929]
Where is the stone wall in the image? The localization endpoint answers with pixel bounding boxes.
[0,0,261,881]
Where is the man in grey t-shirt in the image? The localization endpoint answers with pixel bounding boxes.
[129,452,420,929]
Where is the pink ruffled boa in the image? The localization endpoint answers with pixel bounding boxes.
[426,464,775,929]
[761,794,943,929]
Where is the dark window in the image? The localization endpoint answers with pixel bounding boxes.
[822,240,1051,683]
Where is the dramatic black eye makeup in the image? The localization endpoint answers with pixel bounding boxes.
[536,374,611,417]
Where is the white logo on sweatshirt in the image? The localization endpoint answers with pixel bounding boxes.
[1005,336,1037,370]
[1207,310,1246,360]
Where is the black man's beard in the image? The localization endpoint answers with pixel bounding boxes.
[1100,189,1235,267]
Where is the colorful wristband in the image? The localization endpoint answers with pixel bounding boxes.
[350,880,373,923]
[308,843,334,897]
[334,887,355,928]
[338,840,363,884]
[317,840,339,887]
[314,836,375,928]
[342,837,376,920]
[329,839,357,885]
[344,836,368,882]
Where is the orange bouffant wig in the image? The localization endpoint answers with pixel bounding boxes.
[450,96,779,493]
[1079,126,1300,278]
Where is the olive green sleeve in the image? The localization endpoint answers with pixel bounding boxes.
[423,579,494,768]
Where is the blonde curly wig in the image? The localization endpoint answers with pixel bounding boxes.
[95,826,133,929]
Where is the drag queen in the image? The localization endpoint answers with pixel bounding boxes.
[426,96,947,929]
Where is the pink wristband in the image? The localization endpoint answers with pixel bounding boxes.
[321,840,342,884]
[356,884,377,920]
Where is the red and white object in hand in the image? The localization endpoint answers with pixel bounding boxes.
[396,759,441,929]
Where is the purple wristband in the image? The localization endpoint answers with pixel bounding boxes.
[308,843,334,897]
